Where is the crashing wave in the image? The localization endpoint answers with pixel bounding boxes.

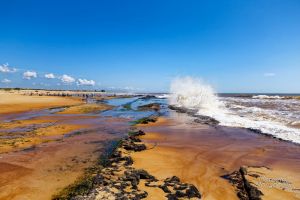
[252,95,284,99]
[169,76,300,144]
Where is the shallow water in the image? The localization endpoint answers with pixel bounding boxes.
[0,97,134,200]
[101,96,168,120]
[1,94,300,199]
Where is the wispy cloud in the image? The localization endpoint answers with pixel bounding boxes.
[44,73,55,79]
[61,74,75,84]
[23,71,37,79]
[264,72,276,77]
[1,78,11,83]
[77,78,95,86]
[0,63,17,73]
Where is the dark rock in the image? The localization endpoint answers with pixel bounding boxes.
[223,167,263,200]
[140,95,156,100]
[166,194,178,200]
[136,130,146,136]
[165,176,181,183]
[194,116,219,126]
[138,103,161,111]
[248,128,262,134]
[159,184,171,193]
[123,156,133,166]
[111,150,122,158]
[240,166,248,175]
[123,141,146,152]
[169,105,219,126]
[244,179,263,200]
[136,169,155,180]
[93,174,105,185]
[136,191,148,199]
[129,135,142,142]
[122,130,147,151]
[175,190,185,198]
[186,185,202,198]
[135,117,157,124]
[174,184,188,190]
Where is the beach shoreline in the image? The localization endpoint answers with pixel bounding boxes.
[131,116,300,200]
[1,92,300,199]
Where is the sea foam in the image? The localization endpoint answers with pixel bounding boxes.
[169,77,300,144]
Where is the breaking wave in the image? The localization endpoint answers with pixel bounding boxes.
[169,77,300,144]
[169,77,221,114]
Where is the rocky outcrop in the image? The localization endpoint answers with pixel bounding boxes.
[134,116,157,125]
[168,105,219,126]
[223,166,263,200]
[71,130,201,200]
[139,95,156,100]
[138,103,161,111]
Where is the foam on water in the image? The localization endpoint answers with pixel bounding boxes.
[170,77,221,113]
[252,95,284,99]
[169,77,300,144]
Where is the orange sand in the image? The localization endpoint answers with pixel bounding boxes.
[58,103,113,114]
[0,91,82,114]
[132,117,300,200]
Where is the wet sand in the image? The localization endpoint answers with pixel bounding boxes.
[132,114,300,200]
[0,116,130,200]
[0,91,130,199]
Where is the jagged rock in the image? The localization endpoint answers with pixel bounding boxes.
[165,176,181,183]
[175,190,186,198]
[138,103,161,111]
[129,135,142,142]
[240,166,248,175]
[136,191,148,199]
[139,95,156,100]
[169,105,219,126]
[166,193,178,200]
[174,184,187,190]
[123,141,146,152]
[69,129,202,200]
[194,116,219,126]
[135,169,155,180]
[223,167,263,200]
[186,185,202,198]
[159,184,171,193]
[123,156,133,166]
[135,130,146,136]
[93,174,105,185]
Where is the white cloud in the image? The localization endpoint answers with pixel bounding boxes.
[1,79,11,84]
[124,86,134,90]
[23,71,37,79]
[0,63,17,73]
[77,78,96,86]
[264,73,275,77]
[61,74,75,84]
[45,73,55,79]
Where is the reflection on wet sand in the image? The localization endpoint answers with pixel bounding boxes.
[132,114,300,200]
[0,91,130,200]
[0,116,130,200]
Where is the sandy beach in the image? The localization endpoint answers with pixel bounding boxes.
[132,116,300,200]
[0,91,83,115]
[0,90,129,199]
[1,91,300,200]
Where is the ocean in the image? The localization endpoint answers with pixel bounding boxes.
[166,77,300,144]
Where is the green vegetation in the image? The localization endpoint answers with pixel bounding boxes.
[52,140,121,200]
[132,116,157,125]
[123,103,132,110]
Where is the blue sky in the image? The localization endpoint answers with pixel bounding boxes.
[0,0,300,93]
